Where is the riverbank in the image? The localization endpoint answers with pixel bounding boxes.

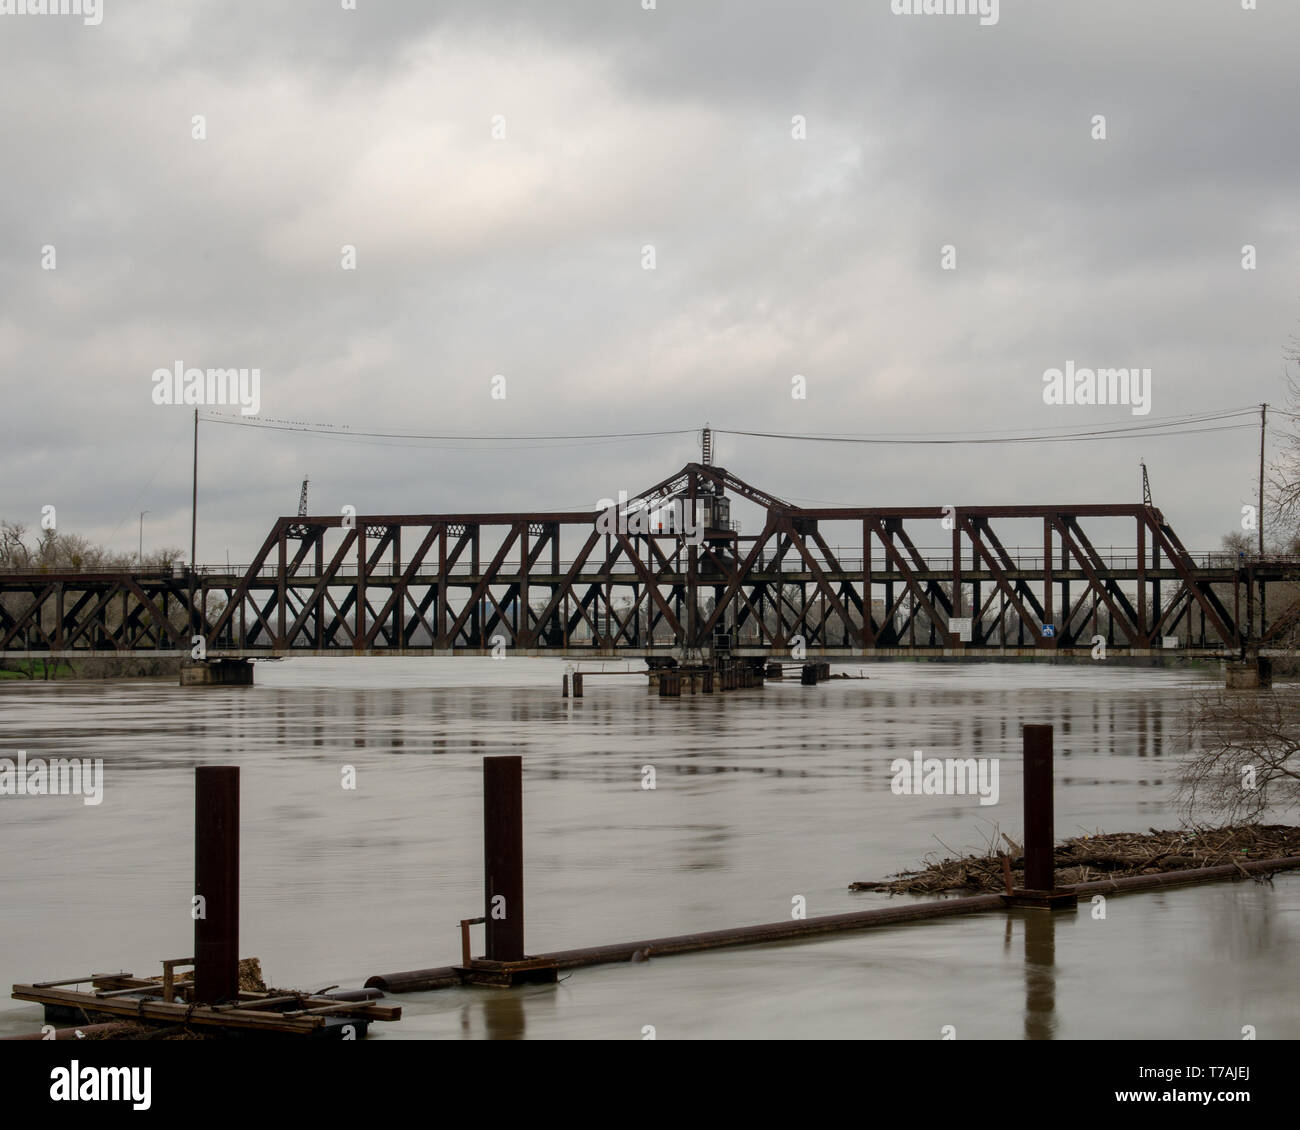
[0,657,182,681]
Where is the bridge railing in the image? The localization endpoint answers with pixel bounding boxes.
[0,564,184,577]
[6,549,1294,581]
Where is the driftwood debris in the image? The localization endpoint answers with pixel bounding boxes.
[850,824,1300,895]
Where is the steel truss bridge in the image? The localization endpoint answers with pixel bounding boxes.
[2,462,1299,662]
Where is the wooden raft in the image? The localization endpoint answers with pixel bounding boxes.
[13,964,401,1038]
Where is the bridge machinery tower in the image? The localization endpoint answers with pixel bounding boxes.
[689,430,741,663]
[287,477,311,540]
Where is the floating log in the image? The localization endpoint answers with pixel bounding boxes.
[1072,856,1300,895]
[364,967,462,993]
[366,895,1007,992]
[0,1022,125,1042]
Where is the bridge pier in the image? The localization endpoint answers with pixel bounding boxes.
[1226,656,1272,689]
[180,659,254,687]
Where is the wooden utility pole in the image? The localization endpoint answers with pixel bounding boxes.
[1258,403,1268,556]
[191,408,199,570]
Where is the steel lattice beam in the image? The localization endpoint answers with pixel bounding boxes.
[4,463,1300,661]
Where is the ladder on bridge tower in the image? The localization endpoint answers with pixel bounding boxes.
[287,477,311,539]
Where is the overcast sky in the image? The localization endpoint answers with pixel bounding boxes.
[2,0,1298,561]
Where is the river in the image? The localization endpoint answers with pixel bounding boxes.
[1,659,1296,1039]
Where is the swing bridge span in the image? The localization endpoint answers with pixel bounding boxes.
[2,461,1298,664]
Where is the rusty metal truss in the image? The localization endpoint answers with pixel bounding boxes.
[3,463,1299,660]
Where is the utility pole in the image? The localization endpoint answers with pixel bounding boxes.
[191,408,199,571]
[1259,403,1267,556]
[138,510,149,567]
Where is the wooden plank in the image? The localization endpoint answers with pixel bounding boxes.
[219,995,305,1011]
[95,985,167,999]
[33,974,131,989]
[283,999,401,1019]
[220,990,399,1019]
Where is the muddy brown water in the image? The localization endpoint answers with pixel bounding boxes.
[2,659,1296,1039]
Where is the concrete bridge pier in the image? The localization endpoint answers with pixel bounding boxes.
[180,658,254,687]
[1225,655,1272,689]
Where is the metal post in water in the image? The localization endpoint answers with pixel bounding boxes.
[1009,725,1075,908]
[194,766,239,1003]
[484,756,525,962]
[1023,725,1054,891]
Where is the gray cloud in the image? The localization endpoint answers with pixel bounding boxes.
[1,0,1296,561]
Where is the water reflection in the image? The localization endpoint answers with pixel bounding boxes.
[483,992,527,1041]
[1021,910,1059,1040]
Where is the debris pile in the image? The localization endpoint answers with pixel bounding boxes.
[850,824,1300,895]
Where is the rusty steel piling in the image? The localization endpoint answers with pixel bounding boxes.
[194,766,240,1003]
[1025,725,1054,891]
[1009,725,1077,909]
[483,756,524,962]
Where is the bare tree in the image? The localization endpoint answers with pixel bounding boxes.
[1179,689,1300,825]
[0,521,189,679]
[1267,336,1300,533]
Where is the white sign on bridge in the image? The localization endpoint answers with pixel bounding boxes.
[948,618,972,642]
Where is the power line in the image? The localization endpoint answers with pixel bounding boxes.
[200,412,696,445]
[197,406,1261,450]
[717,412,1259,447]
[724,406,1257,443]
